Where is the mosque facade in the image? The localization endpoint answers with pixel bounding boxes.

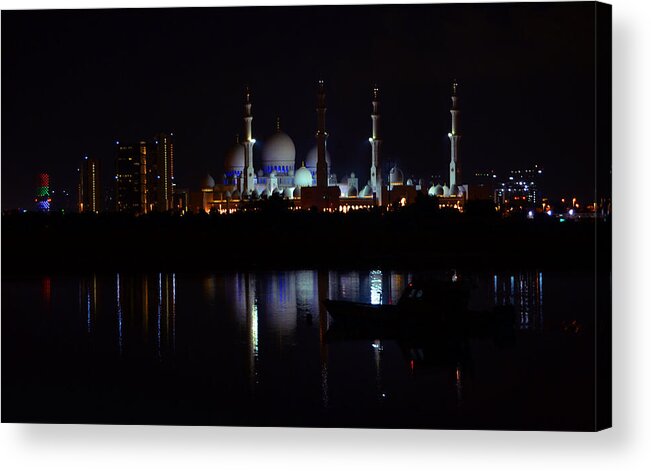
[192,80,470,213]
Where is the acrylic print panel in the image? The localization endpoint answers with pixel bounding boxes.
[1,2,611,431]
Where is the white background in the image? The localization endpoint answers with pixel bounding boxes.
[1,0,649,469]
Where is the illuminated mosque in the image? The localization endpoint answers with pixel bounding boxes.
[195,80,468,213]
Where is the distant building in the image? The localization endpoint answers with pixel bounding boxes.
[35,173,51,212]
[114,134,175,214]
[495,165,543,211]
[115,141,150,214]
[197,81,475,213]
[468,169,497,201]
[155,133,175,211]
[78,155,101,213]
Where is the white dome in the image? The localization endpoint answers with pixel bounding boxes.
[406,178,414,186]
[224,141,244,174]
[450,184,459,196]
[262,127,295,174]
[294,164,313,187]
[283,187,294,198]
[359,184,374,197]
[434,184,444,196]
[443,184,450,196]
[389,166,404,185]
[201,174,215,189]
[305,145,331,170]
[428,184,437,196]
[255,183,266,195]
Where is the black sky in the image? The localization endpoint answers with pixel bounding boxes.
[1,2,597,210]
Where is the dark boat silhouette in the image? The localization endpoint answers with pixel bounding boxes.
[324,277,515,343]
[323,278,471,328]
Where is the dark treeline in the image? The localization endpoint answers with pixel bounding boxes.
[2,198,609,275]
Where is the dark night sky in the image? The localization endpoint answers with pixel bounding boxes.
[1,2,596,210]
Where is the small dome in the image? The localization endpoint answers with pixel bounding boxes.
[257,169,264,177]
[231,189,241,200]
[294,164,313,187]
[255,183,266,196]
[293,186,301,198]
[450,184,459,196]
[283,187,294,198]
[348,186,358,197]
[201,174,215,189]
[224,141,244,173]
[224,191,231,199]
[359,184,374,197]
[434,184,444,196]
[305,145,331,170]
[406,178,414,186]
[272,188,281,196]
[350,172,356,178]
[389,166,404,185]
[428,184,437,196]
[443,184,450,196]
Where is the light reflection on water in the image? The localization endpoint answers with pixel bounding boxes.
[5,268,600,429]
[75,270,549,358]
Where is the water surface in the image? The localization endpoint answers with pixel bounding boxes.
[2,269,596,430]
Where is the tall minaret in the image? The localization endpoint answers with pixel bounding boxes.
[315,80,328,190]
[369,85,382,206]
[448,80,462,187]
[243,86,256,194]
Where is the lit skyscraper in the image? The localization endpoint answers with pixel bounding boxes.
[78,155,101,213]
[115,141,149,214]
[155,133,174,211]
[35,173,51,212]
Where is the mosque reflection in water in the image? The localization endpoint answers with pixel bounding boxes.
[76,269,546,408]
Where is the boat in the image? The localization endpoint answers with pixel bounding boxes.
[323,277,472,330]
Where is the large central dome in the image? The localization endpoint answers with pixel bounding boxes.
[261,119,296,175]
[224,139,245,177]
[305,145,331,173]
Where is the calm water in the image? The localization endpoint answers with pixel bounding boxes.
[2,270,596,430]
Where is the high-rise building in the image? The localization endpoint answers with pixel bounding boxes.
[35,173,51,212]
[115,141,149,214]
[114,134,176,213]
[78,155,101,213]
[155,133,175,211]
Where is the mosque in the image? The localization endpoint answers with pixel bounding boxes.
[193,80,469,213]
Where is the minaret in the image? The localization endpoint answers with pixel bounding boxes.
[369,85,382,206]
[448,80,462,187]
[315,80,328,190]
[242,86,256,194]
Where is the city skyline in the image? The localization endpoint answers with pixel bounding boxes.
[2,3,598,210]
